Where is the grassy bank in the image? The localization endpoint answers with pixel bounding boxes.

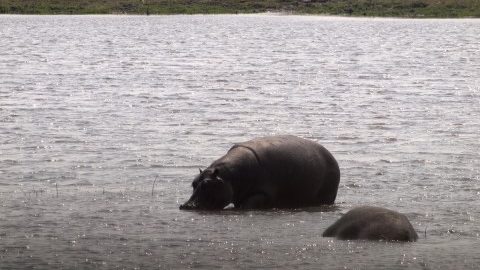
[0,0,479,17]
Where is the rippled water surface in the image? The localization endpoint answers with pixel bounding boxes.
[1,14,480,269]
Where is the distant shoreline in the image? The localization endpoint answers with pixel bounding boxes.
[1,0,479,18]
[2,13,480,21]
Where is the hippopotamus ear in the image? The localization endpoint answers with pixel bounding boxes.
[198,168,203,174]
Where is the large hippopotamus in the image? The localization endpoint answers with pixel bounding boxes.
[179,135,340,210]
[322,206,418,242]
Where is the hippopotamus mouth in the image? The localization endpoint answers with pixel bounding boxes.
[179,197,199,210]
[179,202,196,210]
[179,185,201,210]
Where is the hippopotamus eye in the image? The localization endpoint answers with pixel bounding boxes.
[192,181,198,189]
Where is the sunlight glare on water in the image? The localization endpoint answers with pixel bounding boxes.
[0,14,479,269]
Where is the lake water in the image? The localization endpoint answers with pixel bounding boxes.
[0,14,479,269]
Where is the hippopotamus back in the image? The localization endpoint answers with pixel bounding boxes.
[323,206,418,241]
[232,135,340,207]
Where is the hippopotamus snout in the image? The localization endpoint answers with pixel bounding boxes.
[179,190,200,210]
[179,200,197,210]
[180,169,234,210]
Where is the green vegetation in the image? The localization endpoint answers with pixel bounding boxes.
[0,0,479,17]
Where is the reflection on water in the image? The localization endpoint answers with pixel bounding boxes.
[0,14,479,269]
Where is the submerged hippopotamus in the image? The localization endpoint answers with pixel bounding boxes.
[322,206,418,242]
[179,135,340,210]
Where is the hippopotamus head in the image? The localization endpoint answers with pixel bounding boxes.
[179,168,233,210]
